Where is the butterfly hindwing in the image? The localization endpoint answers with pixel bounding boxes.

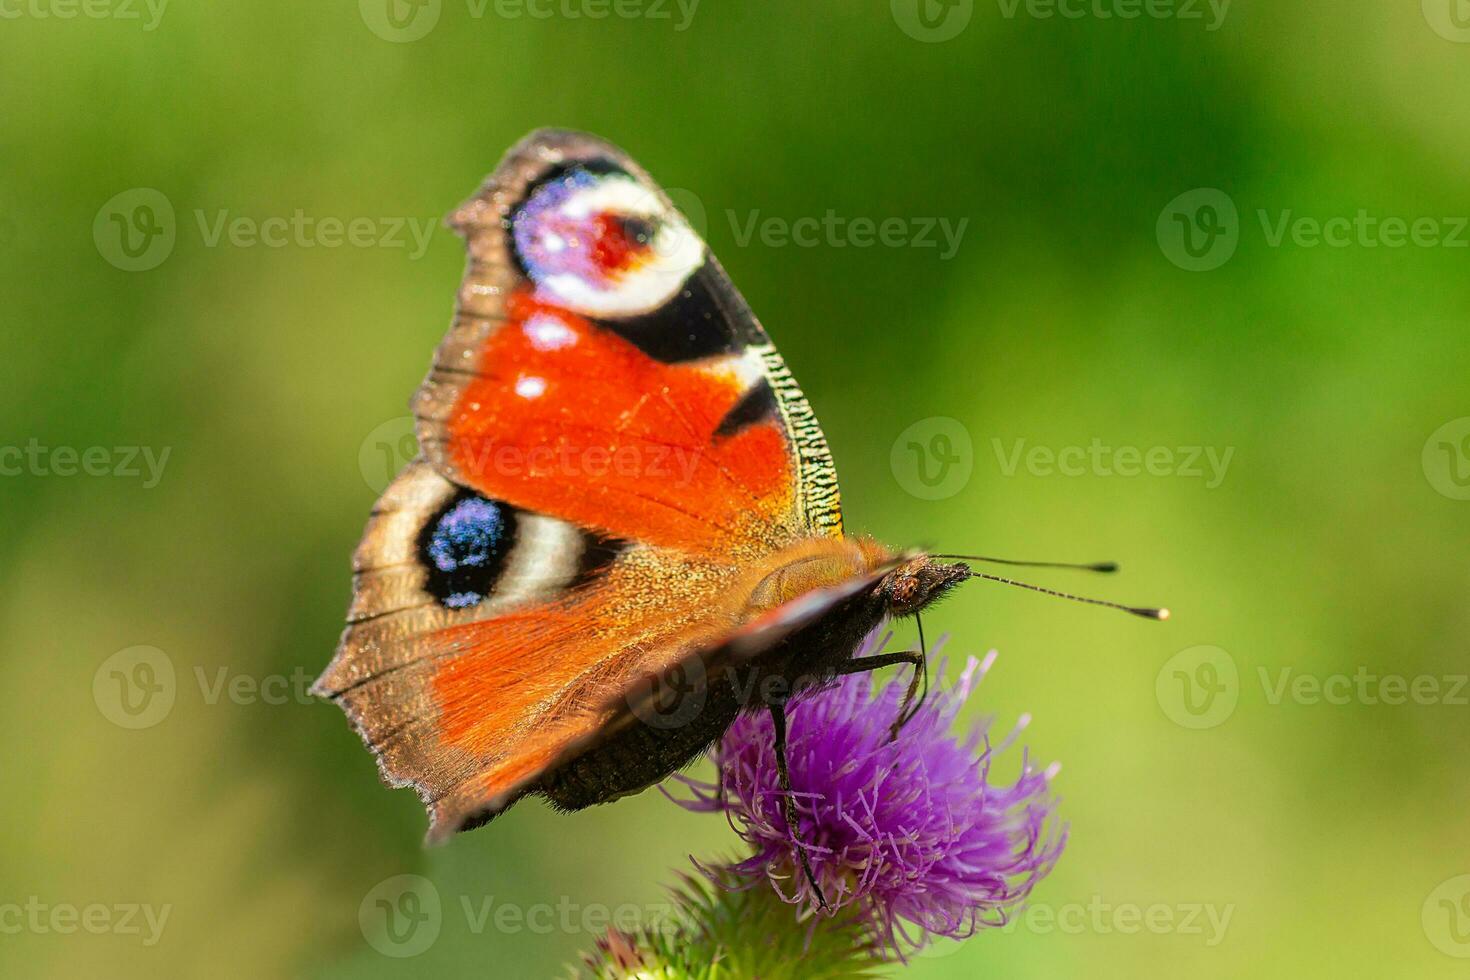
[317,130,866,839]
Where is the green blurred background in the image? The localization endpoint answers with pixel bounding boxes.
[4,2,1470,977]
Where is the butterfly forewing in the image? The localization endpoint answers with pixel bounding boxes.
[315,129,863,839]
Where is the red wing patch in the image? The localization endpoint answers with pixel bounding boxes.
[440,290,793,555]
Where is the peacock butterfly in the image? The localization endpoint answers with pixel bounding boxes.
[312,129,1165,905]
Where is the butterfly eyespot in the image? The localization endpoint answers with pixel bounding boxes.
[417,492,517,610]
[511,165,703,319]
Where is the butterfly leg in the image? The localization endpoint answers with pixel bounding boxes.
[831,649,926,740]
[767,700,831,913]
[897,647,929,735]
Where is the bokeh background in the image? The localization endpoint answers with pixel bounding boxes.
[4,2,1470,977]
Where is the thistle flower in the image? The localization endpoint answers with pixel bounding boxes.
[674,634,1067,957]
[575,635,1067,975]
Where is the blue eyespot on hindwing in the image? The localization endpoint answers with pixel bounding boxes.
[417,490,517,609]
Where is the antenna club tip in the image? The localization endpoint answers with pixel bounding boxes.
[1092,562,1119,573]
[1156,608,1171,621]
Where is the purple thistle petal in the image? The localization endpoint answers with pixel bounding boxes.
[673,632,1068,957]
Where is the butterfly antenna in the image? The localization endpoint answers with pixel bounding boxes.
[932,553,1119,573]
[960,569,1169,621]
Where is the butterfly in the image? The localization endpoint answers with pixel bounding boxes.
[313,129,1164,906]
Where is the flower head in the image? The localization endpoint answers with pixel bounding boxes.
[674,633,1066,956]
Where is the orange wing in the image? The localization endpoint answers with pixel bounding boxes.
[432,290,793,555]
[315,130,859,839]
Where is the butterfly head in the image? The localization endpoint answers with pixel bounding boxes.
[878,556,971,617]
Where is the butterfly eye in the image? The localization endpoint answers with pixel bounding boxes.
[511,167,703,319]
[889,573,921,612]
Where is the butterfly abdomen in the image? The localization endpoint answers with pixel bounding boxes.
[538,683,741,811]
